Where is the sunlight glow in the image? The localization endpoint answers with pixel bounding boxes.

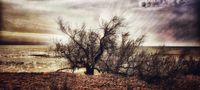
[2,0,199,46]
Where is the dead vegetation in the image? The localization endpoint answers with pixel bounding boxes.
[56,16,200,79]
[56,16,147,75]
[52,16,200,89]
[0,72,200,90]
[0,72,154,90]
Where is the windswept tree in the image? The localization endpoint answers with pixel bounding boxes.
[55,16,192,80]
[56,16,127,75]
[55,16,145,75]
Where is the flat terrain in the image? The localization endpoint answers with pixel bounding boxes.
[0,45,200,90]
[0,45,199,73]
[0,45,67,72]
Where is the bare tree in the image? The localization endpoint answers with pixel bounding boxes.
[56,16,126,75]
[55,16,195,82]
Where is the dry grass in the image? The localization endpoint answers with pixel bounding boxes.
[0,72,199,90]
[0,72,156,90]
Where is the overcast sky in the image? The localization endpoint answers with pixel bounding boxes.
[0,0,199,46]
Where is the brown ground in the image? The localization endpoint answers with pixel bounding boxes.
[0,72,200,90]
[0,72,156,90]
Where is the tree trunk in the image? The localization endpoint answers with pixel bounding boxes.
[85,66,94,75]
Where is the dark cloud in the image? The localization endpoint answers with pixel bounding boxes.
[0,31,50,45]
[195,0,200,44]
[0,1,55,45]
[0,40,47,45]
[0,0,199,45]
[0,1,3,42]
[158,0,200,45]
[1,1,53,34]
[0,1,2,31]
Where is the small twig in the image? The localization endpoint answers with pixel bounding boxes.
[56,67,73,72]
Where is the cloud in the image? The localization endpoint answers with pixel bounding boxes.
[0,0,199,46]
[0,31,49,45]
[1,1,53,33]
[0,1,3,31]
[0,31,67,45]
[157,0,200,45]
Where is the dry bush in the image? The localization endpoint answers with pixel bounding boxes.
[100,45,200,83]
[181,56,200,75]
[56,16,148,76]
[56,16,128,75]
[134,49,188,83]
[98,33,145,76]
[128,48,200,83]
[55,16,200,85]
[99,46,190,83]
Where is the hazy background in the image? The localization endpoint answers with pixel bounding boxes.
[0,0,199,46]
